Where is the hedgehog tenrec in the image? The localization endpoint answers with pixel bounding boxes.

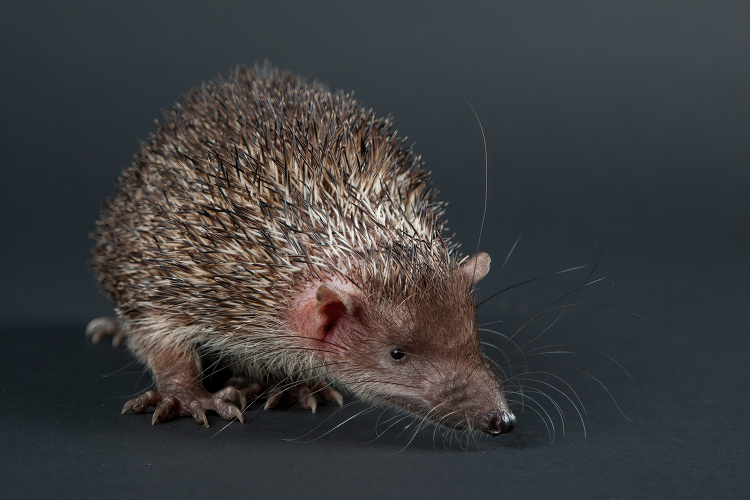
[87,63,516,436]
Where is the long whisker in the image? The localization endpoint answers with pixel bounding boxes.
[437,77,489,271]
[432,411,460,450]
[497,230,522,278]
[509,370,588,418]
[544,364,634,423]
[391,417,418,443]
[100,358,140,378]
[479,319,504,327]
[478,264,589,307]
[364,413,411,443]
[514,386,567,435]
[505,397,552,441]
[514,375,588,436]
[479,327,527,375]
[284,401,363,442]
[487,250,606,365]
[395,413,435,454]
[505,391,555,442]
[528,302,655,324]
[505,343,636,384]
[297,406,375,444]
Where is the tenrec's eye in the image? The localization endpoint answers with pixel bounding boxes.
[390,348,406,361]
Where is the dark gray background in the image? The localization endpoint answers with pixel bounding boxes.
[1,1,748,498]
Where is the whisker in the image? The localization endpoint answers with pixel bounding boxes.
[479,319,504,327]
[504,343,635,384]
[509,370,588,418]
[515,376,587,437]
[391,417,418,443]
[100,359,140,378]
[516,386,567,435]
[543,364,634,423]
[394,416,431,454]
[487,269,607,366]
[432,411,460,450]
[284,401,363,442]
[436,77,489,269]
[497,230,522,278]
[505,397,552,441]
[364,413,411,444]
[505,391,555,442]
[478,263,590,307]
[296,406,375,444]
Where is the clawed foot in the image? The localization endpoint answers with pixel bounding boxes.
[120,377,343,426]
[121,386,246,427]
[86,316,126,347]
[263,381,344,414]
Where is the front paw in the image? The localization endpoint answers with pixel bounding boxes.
[121,386,245,428]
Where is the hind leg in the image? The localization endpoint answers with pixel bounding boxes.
[86,316,127,347]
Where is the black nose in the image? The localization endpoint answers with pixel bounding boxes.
[487,412,516,436]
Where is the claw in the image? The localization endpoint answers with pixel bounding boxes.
[112,330,127,347]
[122,390,158,414]
[225,378,264,402]
[228,405,244,424]
[332,390,344,407]
[134,390,160,413]
[152,404,170,425]
[121,398,137,414]
[315,385,344,407]
[295,386,316,413]
[85,317,120,344]
[264,388,283,410]
[306,395,317,414]
[214,386,246,411]
[187,401,209,427]
[320,387,344,407]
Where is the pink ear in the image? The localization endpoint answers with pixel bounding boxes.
[315,285,356,342]
[460,252,491,284]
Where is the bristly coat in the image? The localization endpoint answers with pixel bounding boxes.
[89,62,516,436]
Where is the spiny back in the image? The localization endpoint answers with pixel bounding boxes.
[93,63,460,328]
